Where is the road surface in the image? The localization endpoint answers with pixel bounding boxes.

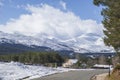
[32,69,108,80]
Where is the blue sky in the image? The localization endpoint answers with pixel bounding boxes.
[0,0,104,39]
[0,0,102,24]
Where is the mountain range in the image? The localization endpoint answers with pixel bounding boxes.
[0,31,114,54]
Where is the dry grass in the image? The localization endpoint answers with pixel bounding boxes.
[105,64,120,80]
[105,75,120,80]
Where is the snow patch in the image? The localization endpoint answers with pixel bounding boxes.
[0,62,90,80]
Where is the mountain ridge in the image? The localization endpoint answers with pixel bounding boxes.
[0,31,114,54]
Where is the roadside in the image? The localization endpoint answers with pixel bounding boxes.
[91,73,108,80]
[91,64,120,80]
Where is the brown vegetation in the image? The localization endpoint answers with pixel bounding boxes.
[105,64,120,80]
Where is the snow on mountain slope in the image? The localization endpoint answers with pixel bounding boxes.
[0,31,71,51]
[61,33,114,53]
[0,31,113,53]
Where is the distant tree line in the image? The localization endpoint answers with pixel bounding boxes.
[0,51,65,66]
[72,54,112,68]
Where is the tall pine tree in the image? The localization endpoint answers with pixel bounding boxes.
[93,0,120,56]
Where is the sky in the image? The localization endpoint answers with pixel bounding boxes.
[0,0,104,40]
[0,0,103,24]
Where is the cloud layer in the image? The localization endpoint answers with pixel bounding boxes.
[0,4,104,40]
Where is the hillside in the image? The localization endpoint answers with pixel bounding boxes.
[0,31,114,54]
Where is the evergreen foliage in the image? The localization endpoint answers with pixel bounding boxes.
[93,0,120,54]
[0,52,64,66]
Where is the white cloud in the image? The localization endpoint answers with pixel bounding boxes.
[0,4,104,40]
[60,1,66,10]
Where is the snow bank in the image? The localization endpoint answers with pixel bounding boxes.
[0,62,94,80]
[93,64,113,70]
[93,64,112,68]
[0,62,73,80]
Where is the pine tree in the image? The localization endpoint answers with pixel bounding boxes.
[93,0,120,55]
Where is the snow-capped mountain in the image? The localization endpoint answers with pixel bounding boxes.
[0,31,114,53]
[0,31,72,51]
[62,33,114,53]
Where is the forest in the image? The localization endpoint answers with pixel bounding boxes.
[0,51,65,66]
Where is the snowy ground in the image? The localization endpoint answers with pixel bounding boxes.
[93,64,113,70]
[0,62,94,80]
